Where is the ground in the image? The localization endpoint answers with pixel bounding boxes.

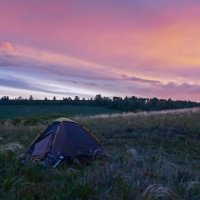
[0,108,200,199]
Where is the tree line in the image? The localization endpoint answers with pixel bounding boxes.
[0,94,199,112]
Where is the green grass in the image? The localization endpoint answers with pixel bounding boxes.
[0,109,200,199]
[0,105,118,120]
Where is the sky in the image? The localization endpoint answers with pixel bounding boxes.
[0,0,200,101]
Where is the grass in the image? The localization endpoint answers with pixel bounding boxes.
[0,104,119,120]
[0,108,200,199]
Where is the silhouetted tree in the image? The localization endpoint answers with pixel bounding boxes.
[17,96,23,100]
[0,94,199,110]
[95,94,103,105]
[1,96,9,101]
[29,95,33,100]
[74,96,80,101]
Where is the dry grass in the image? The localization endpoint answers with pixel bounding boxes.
[75,107,200,120]
[0,142,24,156]
[143,184,177,199]
[187,181,200,190]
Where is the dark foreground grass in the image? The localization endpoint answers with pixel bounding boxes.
[0,109,200,199]
[0,105,118,120]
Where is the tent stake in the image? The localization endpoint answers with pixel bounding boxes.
[53,156,64,168]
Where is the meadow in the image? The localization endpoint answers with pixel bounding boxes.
[0,108,200,199]
[0,105,119,120]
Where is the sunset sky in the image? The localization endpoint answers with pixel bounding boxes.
[0,0,200,101]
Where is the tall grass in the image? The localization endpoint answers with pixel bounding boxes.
[0,108,200,199]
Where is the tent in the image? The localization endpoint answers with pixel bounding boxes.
[22,117,104,167]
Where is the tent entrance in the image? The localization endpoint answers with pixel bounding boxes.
[32,134,53,158]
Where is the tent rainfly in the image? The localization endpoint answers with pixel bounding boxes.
[22,117,104,167]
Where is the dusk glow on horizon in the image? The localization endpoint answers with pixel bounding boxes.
[1,0,200,101]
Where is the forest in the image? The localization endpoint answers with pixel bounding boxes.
[0,95,199,112]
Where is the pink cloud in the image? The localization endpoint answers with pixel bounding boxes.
[0,41,15,55]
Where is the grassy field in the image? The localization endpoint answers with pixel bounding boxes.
[0,105,119,120]
[0,108,200,199]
